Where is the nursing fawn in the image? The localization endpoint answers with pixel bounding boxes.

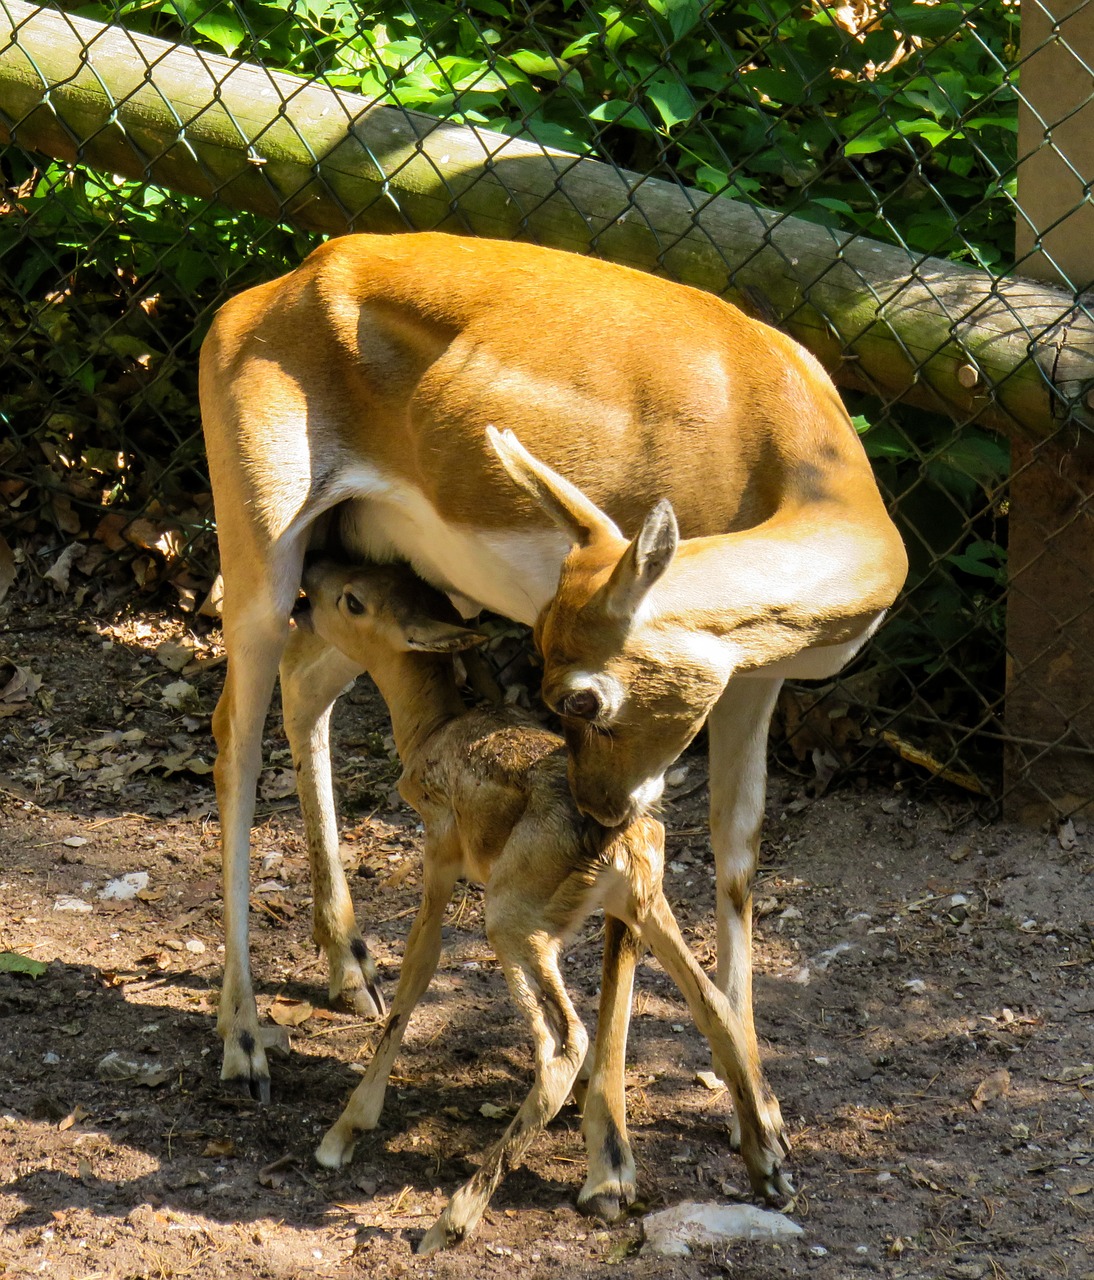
[300,557,790,1254]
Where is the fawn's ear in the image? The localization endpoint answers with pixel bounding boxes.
[403,619,488,653]
[487,425,622,548]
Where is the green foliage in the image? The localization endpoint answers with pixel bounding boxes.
[67,0,1019,264]
[0,152,310,529]
[854,401,1009,743]
[0,952,49,978]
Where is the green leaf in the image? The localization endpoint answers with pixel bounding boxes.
[745,67,806,106]
[661,0,704,42]
[843,124,900,157]
[963,115,1019,133]
[886,3,966,39]
[193,13,247,56]
[589,99,654,132]
[894,119,954,147]
[695,163,729,193]
[0,952,48,978]
[645,73,695,129]
[509,49,567,81]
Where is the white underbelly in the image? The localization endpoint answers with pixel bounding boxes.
[751,611,887,678]
[332,469,568,624]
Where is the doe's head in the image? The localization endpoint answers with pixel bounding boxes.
[488,427,730,828]
[299,558,485,667]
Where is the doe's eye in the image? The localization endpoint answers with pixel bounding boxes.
[560,689,601,720]
[343,590,365,616]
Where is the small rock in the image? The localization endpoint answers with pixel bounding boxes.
[185,939,206,954]
[642,1202,803,1257]
[904,978,927,994]
[99,872,150,901]
[42,1052,60,1065]
[666,766,689,788]
[96,1050,168,1087]
[162,680,200,713]
[54,896,92,913]
[62,836,88,849]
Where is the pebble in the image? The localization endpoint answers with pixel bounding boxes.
[54,896,92,913]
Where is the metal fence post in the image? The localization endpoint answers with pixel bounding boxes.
[1007,0,1094,820]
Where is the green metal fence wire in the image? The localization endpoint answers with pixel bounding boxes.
[0,0,1091,816]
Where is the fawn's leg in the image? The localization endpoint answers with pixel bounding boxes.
[577,915,640,1220]
[280,622,383,1017]
[316,843,460,1167]
[419,920,589,1254]
[706,675,786,1147]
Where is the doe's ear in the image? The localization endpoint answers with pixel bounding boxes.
[601,499,679,620]
[404,619,488,654]
[487,426,622,548]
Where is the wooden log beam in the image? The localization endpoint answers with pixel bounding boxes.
[2,0,1093,440]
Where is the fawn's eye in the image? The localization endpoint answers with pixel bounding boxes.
[343,590,365,616]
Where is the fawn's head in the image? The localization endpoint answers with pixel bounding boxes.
[488,427,731,828]
[300,558,485,666]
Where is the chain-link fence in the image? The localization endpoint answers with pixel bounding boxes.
[1,0,1092,818]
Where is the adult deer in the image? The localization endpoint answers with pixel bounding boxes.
[200,233,907,1145]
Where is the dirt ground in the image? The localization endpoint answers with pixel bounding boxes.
[1,597,1092,1280]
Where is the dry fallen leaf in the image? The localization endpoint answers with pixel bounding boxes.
[155,640,194,673]
[94,513,129,551]
[383,861,415,889]
[269,998,314,1028]
[58,1104,89,1132]
[695,1070,725,1092]
[259,768,297,801]
[162,680,200,713]
[970,1068,1011,1112]
[257,1154,298,1189]
[258,1025,292,1056]
[0,660,42,716]
[44,543,83,593]
[202,1138,237,1159]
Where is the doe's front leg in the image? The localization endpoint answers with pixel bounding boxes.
[639,892,792,1203]
[707,676,787,1151]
